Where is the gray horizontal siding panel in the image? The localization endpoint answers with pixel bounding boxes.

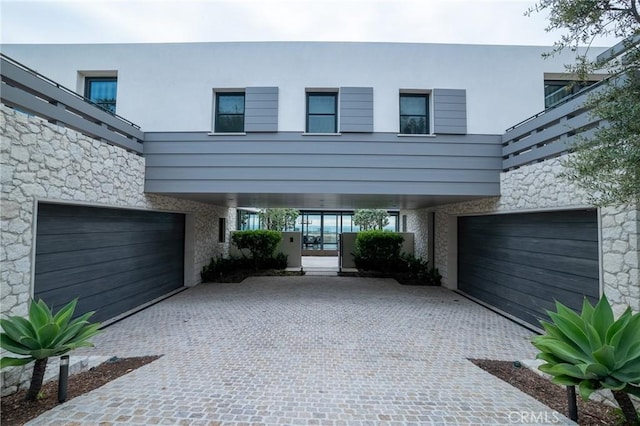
[143,139,502,157]
[458,210,599,326]
[433,89,467,135]
[145,180,500,196]
[34,203,184,322]
[146,153,502,169]
[145,167,499,183]
[1,84,143,153]
[145,131,500,143]
[340,87,373,132]
[143,131,502,197]
[244,86,278,132]
[144,142,499,156]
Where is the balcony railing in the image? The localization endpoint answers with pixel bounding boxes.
[0,54,144,154]
[501,80,605,171]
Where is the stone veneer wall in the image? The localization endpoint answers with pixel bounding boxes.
[1,105,235,394]
[403,157,639,316]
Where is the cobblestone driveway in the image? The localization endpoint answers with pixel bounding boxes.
[28,276,573,425]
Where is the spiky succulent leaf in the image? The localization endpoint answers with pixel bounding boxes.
[0,317,36,342]
[592,345,617,370]
[0,334,31,356]
[591,294,614,340]
[602,375,626,391]
[584,362,610,378]
[36,323,61,348]
[543,363,591,380]
[0,356,34,369]
[612,314,640,360]
[1,299,101,369]
[577,379,600,401]
[533,295,640,407]
[19,335,41,351]
[548,310,591,355]
[605,307,632,344]
[550,374,582,386]
[580,297,595,324]
[584,322,603,350]
[52,299,77,330]
[534,338,591,364]
[29,300,51,329]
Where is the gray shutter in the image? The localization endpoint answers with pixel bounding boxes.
[339,87,373,132]
[245,87,278,132]
[433,89,467,134]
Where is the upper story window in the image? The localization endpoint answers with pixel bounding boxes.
[399,93,429,134]
[215,92,245,132]
[307,92,337,133]
[84,77,117,113]
[544,80,598,108]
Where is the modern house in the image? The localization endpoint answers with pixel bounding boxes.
[1,41,637,360]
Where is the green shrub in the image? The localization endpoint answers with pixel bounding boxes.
[201,252,289,282]
[531,295,640,425]
[400,253,442,286]
[232,230,282,270]
[353,230,404,272]
[1,299,101,401]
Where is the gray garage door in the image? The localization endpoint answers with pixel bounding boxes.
[458,210,599,327]
[35,203,185,322]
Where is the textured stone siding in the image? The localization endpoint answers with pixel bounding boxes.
[1,106,233,394]
[405,157,639,316]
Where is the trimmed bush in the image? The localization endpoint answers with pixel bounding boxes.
[232,230,282,270]
[353,230,404,272]
[352,230,441,285]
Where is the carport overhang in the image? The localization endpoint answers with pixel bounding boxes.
[149,192,495,210]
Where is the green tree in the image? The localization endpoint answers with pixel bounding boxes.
[258,208,300,231]
[1,299,101,401]
[352,209,389,231]
[527,0,640,206]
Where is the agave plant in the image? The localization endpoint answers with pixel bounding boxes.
[1,299,101,401]
[531,294,640,424]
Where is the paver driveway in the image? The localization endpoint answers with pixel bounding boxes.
[28,276,573,425]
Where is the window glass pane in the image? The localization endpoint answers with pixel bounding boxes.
[400,95,426,115]
[216,115,244,132]
[86,78,117,113]
[400,116,427,134]
[308,116,336,133]
[217,94,245,114]
[308,94,336,113]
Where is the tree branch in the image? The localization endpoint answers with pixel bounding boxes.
[631,0,640,23]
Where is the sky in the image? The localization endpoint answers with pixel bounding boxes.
[0,0,622,47]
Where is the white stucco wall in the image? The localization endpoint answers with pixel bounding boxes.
[403,157,639,316]
[1,42,605,134]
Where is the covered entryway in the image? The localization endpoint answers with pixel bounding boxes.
[457,209,599,327]
[34,203,185,322]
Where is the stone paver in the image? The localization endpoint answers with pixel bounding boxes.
[27,277,573,425]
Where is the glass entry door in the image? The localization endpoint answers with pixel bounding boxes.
[301,212,340,255]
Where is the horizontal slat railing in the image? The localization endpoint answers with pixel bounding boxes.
[502,83,604,171]
[1,54,144,154]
